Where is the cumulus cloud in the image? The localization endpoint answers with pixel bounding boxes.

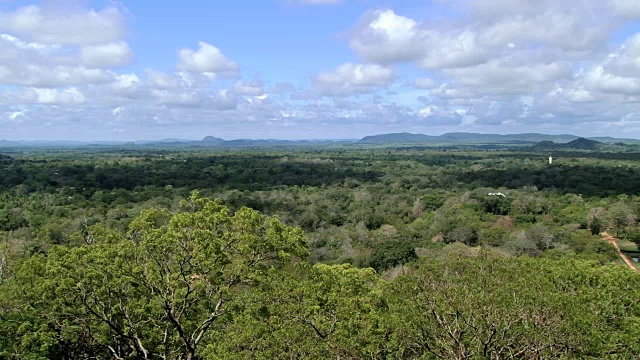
[0,4,128,90]
[443,60,573,95]
[601,34,640,77]
[477,5,608,53]
[177,41,239,74]
[144,70,183,90]
[336,0,639,135]
[350,3,609,69]
[582,66,640,95]
[413,78,437,89]
[0,5,126,45]
[0,33,59,52]
[609,0,640,19]
[4,0,640,140]
[18,87,85,104]
[419,30,492,69]
[152,89,238,110]
[350,10,427,64]
[0,64,113,87]
[314,63,394,96]
[349,10,494,68]
[3,110,28,122]
[80,42,133,68]
[111,74,143,99]
[233,80,265,96]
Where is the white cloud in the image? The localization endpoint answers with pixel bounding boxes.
[151,90,202,107]
[5,0,640,140]
[418,105,437,118]
[350,10,492,68]
[314,63,395,96]
[144,70,183,90]
[416,104,466,125]
[454,0,544,18]
[610,0,640,19]
[0,4,129,89]
[111,73,143,98]
[348,10,494,69]
[350,2,608,71]
[19,87,85,104]
[413,77,437,89]
[0,5,126,45]
[5,110,28,122]
[0,64,113,87]
[478,6,608,52]
[564,87,596,102]
[177,41,239,74]
[233,80,265,96]
[350,10,427,64]
[574,34,640,96]
[151,88,238,110]
[0,33,58,51]
[583,66,640,95]
[602,33,640,77]
[419,30,491,69]
[80,42,132,68]
[444,60,572,95]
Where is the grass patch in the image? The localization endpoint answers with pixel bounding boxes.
[617,239,639,252]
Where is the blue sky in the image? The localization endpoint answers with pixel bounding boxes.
[1,0,640,140]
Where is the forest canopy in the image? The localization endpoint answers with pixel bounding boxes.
[1,145,640,358]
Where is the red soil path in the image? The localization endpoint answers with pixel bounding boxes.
[602,232,639,273]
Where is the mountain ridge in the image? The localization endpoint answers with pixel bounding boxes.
[358,132,640,145]
[2,132,640,147]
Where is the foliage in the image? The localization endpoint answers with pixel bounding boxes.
[383,254,640,359]
[1,194,306,359]
[368,240,417,272]
[2,145,640,358]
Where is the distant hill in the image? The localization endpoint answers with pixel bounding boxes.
[358,132,636,145]
[533,137,606,150]
[201,136,226,145]
[565,138,603,149]
[139,137,350,147]
[589,136,640,144]
[359,132,576,144]
[360,133,438,144]
[2,132,639,148]
[0,140,18,146]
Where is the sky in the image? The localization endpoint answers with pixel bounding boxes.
[1,0,640,141]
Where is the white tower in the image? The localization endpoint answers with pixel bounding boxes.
[549,155,553,165]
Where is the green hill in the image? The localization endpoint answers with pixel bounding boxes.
[533,137,604,150]
[359,132,579,144]
[358,132,639,145]
[359,132,438,144]
[564,137,603,150]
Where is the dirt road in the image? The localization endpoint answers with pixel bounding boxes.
[602,232,639,273]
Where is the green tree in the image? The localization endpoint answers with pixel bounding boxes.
[626,226,640,249]
[207,263,384,359]
[369,240,417,272]
[479,226,508,247]
[609,202,635,237]
[383,253,640,359]
[526,223,555,251]
[3,193,307,359]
